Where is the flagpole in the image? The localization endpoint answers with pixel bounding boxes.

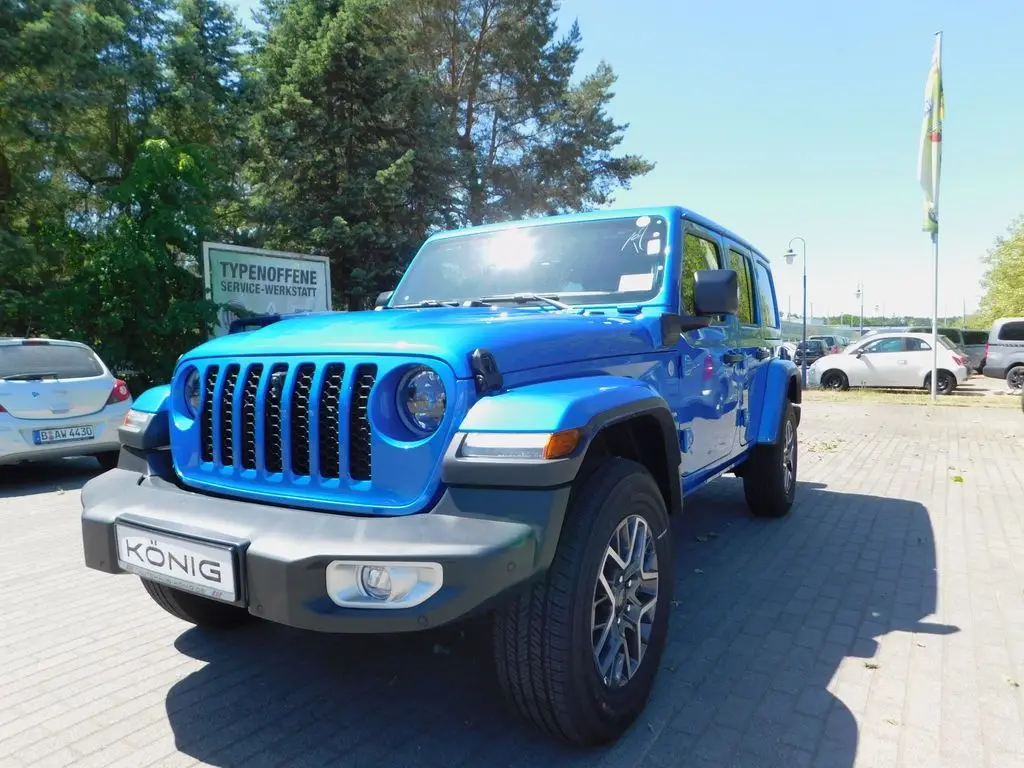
[931,230,939,399]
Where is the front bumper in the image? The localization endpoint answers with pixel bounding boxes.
[81,468,569,633]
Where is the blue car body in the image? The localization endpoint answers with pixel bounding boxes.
[143,205,797,518]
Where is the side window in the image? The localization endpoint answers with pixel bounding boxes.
[999,322,1024,341]
[728,250,755,325]
[681,233,720,315]
[752,261,779,329]
[904,337,932,351]
[862,337,903,353]
[963,330,988,345]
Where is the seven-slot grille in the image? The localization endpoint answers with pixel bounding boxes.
[197,361,377,481]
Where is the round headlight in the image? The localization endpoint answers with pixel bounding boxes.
[183,368,201,417]
[397,366,446,435]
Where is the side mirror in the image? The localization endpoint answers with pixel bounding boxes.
[693,269,739,316]
[854,350,863,359]
[374,290,393,309]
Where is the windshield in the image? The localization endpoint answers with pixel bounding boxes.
[393,215,668,307]
[0,343,105,379]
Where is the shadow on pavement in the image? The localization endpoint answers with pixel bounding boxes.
[0,456,103,499]
[164,480,956,767]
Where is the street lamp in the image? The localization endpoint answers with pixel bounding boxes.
[783,237,807,386]
[854,283,865,335]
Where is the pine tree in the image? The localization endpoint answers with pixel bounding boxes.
[247,0,456,308]
[401,0,653,225]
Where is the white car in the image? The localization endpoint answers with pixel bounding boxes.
[0,338,132,468]
[806,332,970,394]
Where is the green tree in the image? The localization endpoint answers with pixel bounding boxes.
[40,140,220,389]
[247,0,456,308]
[978,215,1024,324]
[402,0,653,225]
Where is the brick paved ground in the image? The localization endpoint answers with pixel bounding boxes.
[3,401,1024,768]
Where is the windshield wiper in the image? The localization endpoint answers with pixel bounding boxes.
[2,372,59,381]
[477,293,572,310]
[390,299,460,308]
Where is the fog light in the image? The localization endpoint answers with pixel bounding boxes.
[360,565,393,600]
[326,561,443,609]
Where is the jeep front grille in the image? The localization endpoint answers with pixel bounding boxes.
[198,361,377,481]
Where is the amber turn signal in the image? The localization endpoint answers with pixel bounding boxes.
[542,429,581,459]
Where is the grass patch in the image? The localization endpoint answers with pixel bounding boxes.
[803,388,1020,409]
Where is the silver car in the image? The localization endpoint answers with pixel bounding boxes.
[0,338,132,469]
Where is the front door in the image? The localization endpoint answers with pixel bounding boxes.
[850,336,906,386]
[674,224,741,474]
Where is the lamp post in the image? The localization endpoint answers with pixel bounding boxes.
[783,237,807,386]
[855,284,865,335]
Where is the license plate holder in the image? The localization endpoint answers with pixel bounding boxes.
[115,523,241,604]
[33,425,95,445]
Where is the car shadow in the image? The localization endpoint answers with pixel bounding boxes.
[163,480,954,767]
[0,457,103,499]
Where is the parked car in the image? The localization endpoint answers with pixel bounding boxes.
[809,334,841,354]
[81,205,802,746]
[0,338,132,468]
[907,326,987,373]
[794,339,829,366]
[807,332,969,393]
[980,318,1024,390]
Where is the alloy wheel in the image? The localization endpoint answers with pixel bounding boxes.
[591,515,659,689]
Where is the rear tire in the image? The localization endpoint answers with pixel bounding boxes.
[492,458,672,746]
[925,370,957,394]
[141,579,251,629]
[96,451,119,471]
[741,402,798,518]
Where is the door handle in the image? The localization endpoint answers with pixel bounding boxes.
[723,351,745,365]
[897,359,908,365]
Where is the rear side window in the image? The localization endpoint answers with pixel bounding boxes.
[681,233,721,315]
[905,337,932,351]
[998,322,1024,341]
[0,344,105,379]
[752,261,779,329]
[728,250,755,325]
[962,330,988,345]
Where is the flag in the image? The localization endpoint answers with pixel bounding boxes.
[917,32,944,235]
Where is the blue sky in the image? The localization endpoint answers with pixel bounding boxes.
[230,0,1023,321]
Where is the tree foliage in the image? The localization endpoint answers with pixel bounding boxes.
[247,0,456,309]
[978,215,1024,324]
[401,0,653,225]
[1,0,653,385]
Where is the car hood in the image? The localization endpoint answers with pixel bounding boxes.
[182,307,659,378]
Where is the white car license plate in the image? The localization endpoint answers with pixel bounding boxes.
[33,425,95,444]
[115,524,238,602]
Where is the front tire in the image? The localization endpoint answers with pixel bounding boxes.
[96,451,119,471]
[741,402,798,518]
[820,370,849,391]
[141,579,251,629]
[492,458,673,746]
[1007,366,1024,393]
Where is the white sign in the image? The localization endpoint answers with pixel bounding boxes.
[202,242,331,335]
[116,524,238,602]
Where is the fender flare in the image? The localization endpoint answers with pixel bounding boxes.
[748,359,802,445]
[442,375,681,509]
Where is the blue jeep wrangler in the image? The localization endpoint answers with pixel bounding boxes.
[81,207,800,746]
